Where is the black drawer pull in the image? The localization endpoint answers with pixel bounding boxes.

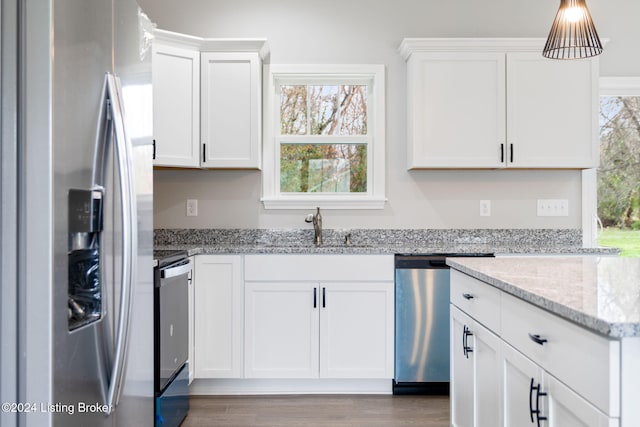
[313,287,317,308]
[528,333,548,345]
[462,293,474,300]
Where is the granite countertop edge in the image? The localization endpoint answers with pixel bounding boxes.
[446,258,639,339]
[153,244,619,257]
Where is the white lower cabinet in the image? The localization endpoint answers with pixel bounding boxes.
[193,255,243,378]
[502,342,544,427]
[244,255,394,380]
[503,342,613,427]
[244,280,394,379]
[187,256,195,384]
[320,282,394,379]
[244,282,319,378]
[451,269,619,427]
[451,305,502,427]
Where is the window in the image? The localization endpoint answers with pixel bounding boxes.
[595,77,640,255]
[262,65,386,209]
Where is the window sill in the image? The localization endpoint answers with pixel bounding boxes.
[261,196,386,210]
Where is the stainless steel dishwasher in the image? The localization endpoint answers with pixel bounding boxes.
[393,253,493,395]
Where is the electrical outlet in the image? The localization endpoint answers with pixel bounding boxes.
[480,200,491,217]
[537,199,568,217]
[186,199,198,217]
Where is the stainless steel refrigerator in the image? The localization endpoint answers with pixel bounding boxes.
[6,0,154,425]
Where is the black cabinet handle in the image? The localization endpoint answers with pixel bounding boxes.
[510,143,514,163]
[529,378,536,423]
[462,293,474,300]
[529,378,547,426]
[152,139,156,160]
[202,143,206,163]
[462,325,473,359]
[536,387,548,427]
[500,143,505,163]
[528,333,548,345]
[313,287,317,308]
[322,287,326,308]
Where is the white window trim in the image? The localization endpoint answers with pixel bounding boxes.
[583,76,640,247]
[261,64,386,210]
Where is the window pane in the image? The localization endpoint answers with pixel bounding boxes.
[280,143,367,193]
[309,86,339,135]
[280,85,307,135]
[598,96,640,239]
[339,85,367,135]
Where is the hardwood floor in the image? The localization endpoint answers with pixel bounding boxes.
[182,395,450,427]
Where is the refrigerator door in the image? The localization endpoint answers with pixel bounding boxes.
[52,1,115,426]
[112,1,155,425]
[52,0,153,426]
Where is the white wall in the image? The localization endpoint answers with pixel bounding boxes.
[143,0,640,230]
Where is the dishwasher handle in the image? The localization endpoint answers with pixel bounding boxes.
[160,259,191,280]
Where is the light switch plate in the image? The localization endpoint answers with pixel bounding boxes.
[537,199,568,217]
[186,199,198,217]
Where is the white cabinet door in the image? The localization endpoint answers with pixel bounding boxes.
[319,282,394,379]
[152,43,200,167]
[194,255,243,378]
[187,256,195,384]
[200,52,261,169]
[503,342,545,427]
[474,320,503,427]
[244,282,319,378]
[506,52,598,168]
[451,306,474,427]
[451,305,502,427]
[545,373,615,427]
[407,52,505,169]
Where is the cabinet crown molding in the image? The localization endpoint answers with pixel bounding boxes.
[399,37,609,61]
[154,28,269,59]
[399,38,547,60]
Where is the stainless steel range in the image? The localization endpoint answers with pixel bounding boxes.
[154,251,190,426]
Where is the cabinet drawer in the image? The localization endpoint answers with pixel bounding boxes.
[501,292,620,416]
[450,270,501,333]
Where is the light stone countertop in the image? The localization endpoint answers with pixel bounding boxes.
[153,228,619,256]
[446,256,640,338]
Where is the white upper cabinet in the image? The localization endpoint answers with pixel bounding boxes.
[152,29,267,169]
[406,51,506,169]
[506,52,598,168]
[200,52,261,168]
[152,38,200,167]
[400,39,599,170]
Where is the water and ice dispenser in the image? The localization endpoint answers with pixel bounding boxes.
[68,188,103,330]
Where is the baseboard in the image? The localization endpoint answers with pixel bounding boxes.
[189,378,393,395]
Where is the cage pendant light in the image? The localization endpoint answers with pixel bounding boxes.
[543,0,603,59]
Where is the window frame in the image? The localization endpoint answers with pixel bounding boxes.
[262,64,386,209]
[583,76,640,247]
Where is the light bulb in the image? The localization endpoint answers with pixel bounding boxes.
[563,6,584,23]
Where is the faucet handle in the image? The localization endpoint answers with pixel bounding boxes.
[304,213,314,223]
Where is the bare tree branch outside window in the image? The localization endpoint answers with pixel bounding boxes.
[279,84,368,193]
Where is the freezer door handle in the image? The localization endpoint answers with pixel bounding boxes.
[94,73,138,414]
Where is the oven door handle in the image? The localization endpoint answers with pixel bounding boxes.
[160,259,191,280]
